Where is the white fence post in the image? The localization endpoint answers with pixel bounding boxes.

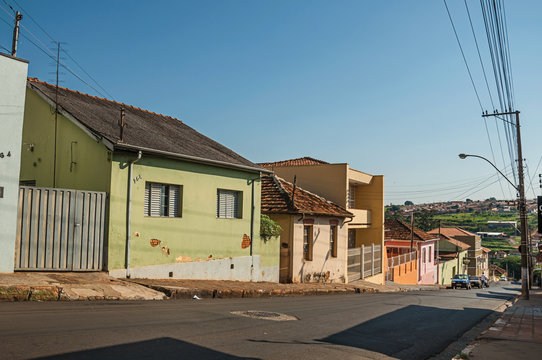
[361,244,365,280]
[371,243,375,276]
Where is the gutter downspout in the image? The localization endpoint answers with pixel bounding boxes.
[249,173,261,279]
[126,151,142,278]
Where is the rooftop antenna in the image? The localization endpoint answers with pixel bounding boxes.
[119,108,126,142]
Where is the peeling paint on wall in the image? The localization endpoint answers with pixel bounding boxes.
[242,234,251,249]
[150,239,161,247]
[161,246,170,255]
[175,254,193,263]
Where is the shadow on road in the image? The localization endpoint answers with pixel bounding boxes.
[318,305,493,359]
[475,291,516,300]
[34,337,259,360]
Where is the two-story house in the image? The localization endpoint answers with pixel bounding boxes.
[259,157,384,285]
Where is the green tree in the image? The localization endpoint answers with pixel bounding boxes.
[260,214,282,242]
[414,209,439,231]
[404,200,414,206]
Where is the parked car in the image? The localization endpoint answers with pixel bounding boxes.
[500,276,508,281]
[452,274,471,289]
[469,276,482,288]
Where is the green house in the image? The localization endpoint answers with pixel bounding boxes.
[19,78,278,281]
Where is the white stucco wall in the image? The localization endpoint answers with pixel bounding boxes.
[0,53,28,273]
[291,217,347,283]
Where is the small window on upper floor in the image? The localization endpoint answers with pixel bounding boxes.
[217,189,242,219]
[144,182,182,217]
[348,184,356,208]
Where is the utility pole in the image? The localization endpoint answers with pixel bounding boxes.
[482,110,529,300]
[53,42,61,188]
[11,11,22,56]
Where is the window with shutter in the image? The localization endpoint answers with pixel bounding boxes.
[217,189,242,218]
[144,182,182,217]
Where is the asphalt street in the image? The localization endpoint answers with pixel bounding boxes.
[0,283,520,360]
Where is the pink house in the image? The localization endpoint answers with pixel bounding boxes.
[384,219,439,285]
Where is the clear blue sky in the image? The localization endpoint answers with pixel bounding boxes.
[1,0,542,205]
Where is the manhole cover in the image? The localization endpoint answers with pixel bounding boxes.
[231,310,298,321]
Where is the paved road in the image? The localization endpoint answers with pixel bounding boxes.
[0,283,519,360]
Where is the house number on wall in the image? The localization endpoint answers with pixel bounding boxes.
[133,174,142,184]
[0,151,12,159]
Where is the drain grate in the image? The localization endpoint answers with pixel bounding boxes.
[231,310,298,321]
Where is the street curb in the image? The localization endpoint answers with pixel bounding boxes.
[0,285,62,302]
[128,281,418,300]
[450,295,519,360]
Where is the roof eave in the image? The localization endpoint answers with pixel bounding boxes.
[115,143,272,174]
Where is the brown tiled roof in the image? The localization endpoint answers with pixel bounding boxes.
[444,238,471,250]
[439,252,458,259]
[258,157,328,167]
[261,174,352,217]
[27,78,262,171]
[384,219,438,242]
[481,246,491,253]
[428,227,475,238]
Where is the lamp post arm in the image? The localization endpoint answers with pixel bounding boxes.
[459,154,518,191]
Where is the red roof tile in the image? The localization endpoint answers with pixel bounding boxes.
[258,157,328,167]
[384,219,437,242]
[428,227,475,238]
[261,175,351,217]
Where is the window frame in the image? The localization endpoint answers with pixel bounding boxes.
[144,182,182,218]
[303,225,313,261]
[216,189,243,219]
[330,224,338,258]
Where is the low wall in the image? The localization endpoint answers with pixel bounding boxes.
[109,255,279,282]
[391,260,418,285]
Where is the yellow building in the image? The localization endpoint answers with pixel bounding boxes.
[260,157,384,285]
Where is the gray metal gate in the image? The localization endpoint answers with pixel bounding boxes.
[15,186,106,271]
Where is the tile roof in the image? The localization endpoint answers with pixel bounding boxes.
[384,219,438,242]
[258,157,329,167]
[261,174,352,217]
[481,246,491,253]
[27,78,262,171]
[428,227,476,238]
[426,230,470,250]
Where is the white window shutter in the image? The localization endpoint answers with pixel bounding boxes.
[144,182,150,216]
[169,186,179,217]
[150,183,161,217]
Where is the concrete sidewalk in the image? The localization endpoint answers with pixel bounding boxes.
[0,271,441,301]
[462,288,542,359]
[128,278,437,299]
[0,272,165,301]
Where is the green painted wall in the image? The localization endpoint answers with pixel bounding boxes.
[438,250,468,285]
[19,88,112,192]
[108,153,276,271]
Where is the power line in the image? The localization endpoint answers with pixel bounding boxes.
[443,0,483,111]
[61,50,115,99]
[10,0,55,43]
[0,1,114,100]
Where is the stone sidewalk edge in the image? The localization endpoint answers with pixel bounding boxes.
[452,295,520,359]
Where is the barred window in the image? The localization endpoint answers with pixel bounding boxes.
[304,225,313,261]
[217,189,242,219]
[144,182,181,217]
[330,225,338,258]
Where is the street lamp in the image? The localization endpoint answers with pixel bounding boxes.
[458,153,530,300]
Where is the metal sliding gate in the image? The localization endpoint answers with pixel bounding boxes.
[15,187,106,271]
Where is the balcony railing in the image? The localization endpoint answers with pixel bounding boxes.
[387,251,417,269]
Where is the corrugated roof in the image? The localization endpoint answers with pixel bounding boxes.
[258,157,329,167]
[384,219,437,242]
[261,174,352,217]
[27,78,262,171]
